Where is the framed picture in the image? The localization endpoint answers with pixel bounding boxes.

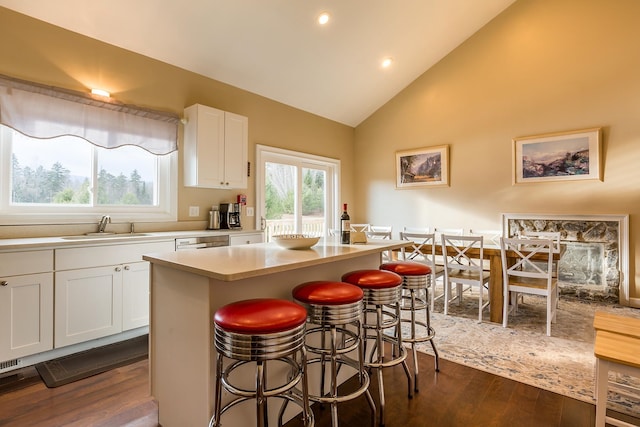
[513,128,602,184]
[396,145,449,188]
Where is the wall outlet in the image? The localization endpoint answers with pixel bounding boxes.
[188,206,199,217]
[246,207,254,217]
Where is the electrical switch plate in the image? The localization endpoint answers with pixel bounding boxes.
[246,207,254,217]
[188,206,199,217]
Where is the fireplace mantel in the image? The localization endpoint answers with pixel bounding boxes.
[501,213,630,307]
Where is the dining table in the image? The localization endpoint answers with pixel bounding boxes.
[399,241,562,323]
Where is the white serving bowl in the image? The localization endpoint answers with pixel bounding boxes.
[272,234,320,250]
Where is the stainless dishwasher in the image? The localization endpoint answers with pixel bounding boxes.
[175,235,229,250]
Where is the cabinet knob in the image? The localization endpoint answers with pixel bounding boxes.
[124,265,130,270]
[115,267,122,272]
[1,281,7,287]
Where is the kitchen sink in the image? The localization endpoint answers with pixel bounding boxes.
[61,233,151,240]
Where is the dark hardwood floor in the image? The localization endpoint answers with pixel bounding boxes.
[0,352,637,426]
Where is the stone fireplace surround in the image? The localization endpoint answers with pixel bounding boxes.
[502,214,630,306]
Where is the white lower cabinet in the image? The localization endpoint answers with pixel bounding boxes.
[122,261,151,331]
[54,241,174,348]
[0,272,54,362]
[55,266,123,348]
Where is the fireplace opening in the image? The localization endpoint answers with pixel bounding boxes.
[505,215,626,304]
[558,241,607,298]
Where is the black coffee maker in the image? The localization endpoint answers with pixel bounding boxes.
[219,203,242,229]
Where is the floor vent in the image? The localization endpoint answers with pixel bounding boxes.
[0,358,20,370]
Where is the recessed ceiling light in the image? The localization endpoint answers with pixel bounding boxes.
[381,57,394,68]
[318,12,330,25]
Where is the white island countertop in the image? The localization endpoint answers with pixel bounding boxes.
[143,239,407,281]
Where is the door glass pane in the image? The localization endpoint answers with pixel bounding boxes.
[96,145,157,205]
[265,161,296,238]
[10,133,92,205]
[302,167,326,237]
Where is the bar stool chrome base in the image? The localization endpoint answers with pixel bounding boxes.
[210,299,314,427]
[381,261,440,392]
[342,270,413,427]
[293,281,376,427]
[400,273,440,388]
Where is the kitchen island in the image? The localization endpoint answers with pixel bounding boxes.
[143,238,407,427]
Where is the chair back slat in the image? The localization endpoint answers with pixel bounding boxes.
[400,231,436,264]
[367,225,392,240]
[469,229,502,247]
[350,223,370,233]
[441,234,484,276]
[500,237,554,282]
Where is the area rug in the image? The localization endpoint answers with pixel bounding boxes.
[409,293,640,417]
[35,334,148,388]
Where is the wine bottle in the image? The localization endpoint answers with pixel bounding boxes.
[340,203,350,244]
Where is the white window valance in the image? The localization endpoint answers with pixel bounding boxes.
[0,74,178,155]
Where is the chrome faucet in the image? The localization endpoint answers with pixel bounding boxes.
[98,215,111,233]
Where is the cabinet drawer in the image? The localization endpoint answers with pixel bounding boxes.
[230,233,264,245]
[55,241,174,270]
[0,250,53,276]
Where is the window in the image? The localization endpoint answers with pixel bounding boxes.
[256,145,339,240]
[0,75,178,224]
[0,125,177,223]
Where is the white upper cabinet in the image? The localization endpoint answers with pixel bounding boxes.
[183,104,248,189]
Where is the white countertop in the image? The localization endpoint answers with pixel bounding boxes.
[0,229,261,251]
[143,239,406,281]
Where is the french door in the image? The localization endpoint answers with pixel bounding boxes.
[256,145,339,241]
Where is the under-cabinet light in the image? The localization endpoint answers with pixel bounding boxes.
[91,88,110,97]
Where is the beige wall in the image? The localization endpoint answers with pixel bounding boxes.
[1,1,639,299]
[0,6,354,233]
[354,0,640,299]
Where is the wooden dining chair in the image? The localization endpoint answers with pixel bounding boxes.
[469,229,502,246]
[368,225,392,239]
[469,229,502,271]
[441,234,491,322]
[368,225,393,261]
[518,230,562,305]
[400,230,445,311]
[518,231,561,275]
[500,237,558,336]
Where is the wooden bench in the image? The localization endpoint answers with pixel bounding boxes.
[593,311,640,427]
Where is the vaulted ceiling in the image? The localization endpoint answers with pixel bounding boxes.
[0,0,516,126]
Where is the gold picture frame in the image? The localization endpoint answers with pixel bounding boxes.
[513,128,602,184]
[396,145,449,188]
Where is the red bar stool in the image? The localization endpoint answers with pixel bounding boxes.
[209,298,313,427]
[380,261,440,392]
[292,281,376,427]
[341,269,412,427]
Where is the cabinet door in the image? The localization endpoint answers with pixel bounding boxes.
[183,104,248,189]
[183,104,225,188]
[0,273,53,362]
[122,261,150,331]
[223,111,249,188]
[55,266,123,348]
